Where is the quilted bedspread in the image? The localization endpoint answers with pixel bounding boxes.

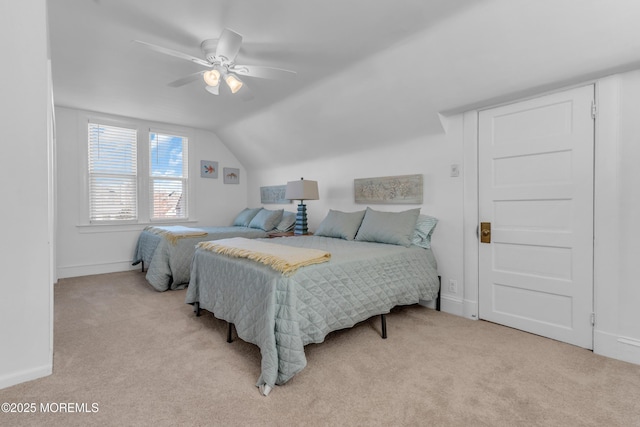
[185,236,439,392]
[132,226,268,291]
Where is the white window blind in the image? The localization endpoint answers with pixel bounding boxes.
[88,123,138,221]
[149,131,188,220]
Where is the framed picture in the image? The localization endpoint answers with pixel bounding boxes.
[260,185,291,204]
[354,174,423,204]
[200,160,218,178]
[223,167,240,184]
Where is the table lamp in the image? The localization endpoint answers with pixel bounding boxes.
[285,177,319,235]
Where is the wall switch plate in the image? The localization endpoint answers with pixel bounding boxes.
[450,164,460,177]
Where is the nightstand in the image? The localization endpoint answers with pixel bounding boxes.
[268,231,313,238]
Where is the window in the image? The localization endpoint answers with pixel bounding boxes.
[149,132,188,220]
[86,120,190,224]
[88,123,137,221]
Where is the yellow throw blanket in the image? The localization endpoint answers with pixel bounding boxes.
[197,237,331,276]
[145,225,208,245]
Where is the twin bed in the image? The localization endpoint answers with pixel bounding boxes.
[132,208,295,291]
[184,207,440,395]
[133,225,268,291]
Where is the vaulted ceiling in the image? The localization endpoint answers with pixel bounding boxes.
[49,0,640,168]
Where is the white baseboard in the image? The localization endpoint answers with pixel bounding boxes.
[463,299,479,320]
[57,260,139,279]
[440,295,464,316]
[0,364,51,390]
[594,329,640,366]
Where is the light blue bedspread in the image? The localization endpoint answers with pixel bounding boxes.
[133,226,268,291]
[185,236,439,391]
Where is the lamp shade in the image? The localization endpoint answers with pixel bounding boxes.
[203,69,220,87]
[285,178,319,201]
[225,74,244,94]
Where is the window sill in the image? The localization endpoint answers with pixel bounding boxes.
[76,219,198,234]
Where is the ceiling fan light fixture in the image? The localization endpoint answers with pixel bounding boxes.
[225,74,243,94]
[135,27,295,100]
[203,69,220,87]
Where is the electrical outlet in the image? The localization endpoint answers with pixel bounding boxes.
[450,164,460,177]
[448,279,457,293]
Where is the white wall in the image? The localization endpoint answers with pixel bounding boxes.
[247,114,465,312]
[616,73,640,345]
[248,72,640,366]
[56,107,248,278]
[459,75,640,365]
[591,72,640,364]
[0,0,53,389]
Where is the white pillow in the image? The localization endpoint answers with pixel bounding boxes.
[276,211,296,232]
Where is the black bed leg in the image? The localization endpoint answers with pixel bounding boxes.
[436,276,441,311]
[141,260,145,272]
[380,314,387,339]
[194,302,201,317]
[227,322,234,343]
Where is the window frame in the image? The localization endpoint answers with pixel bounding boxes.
[148,128,189,222]
[78,114,194,229]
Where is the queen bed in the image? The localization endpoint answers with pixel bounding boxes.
[132,208,295,291]
[185,208,440,395]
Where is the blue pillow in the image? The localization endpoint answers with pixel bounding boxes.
[411,215,438,249]
[249,208,284,231]
[315,209,366,240]
[355,207,420,247]
[232,208,262,227]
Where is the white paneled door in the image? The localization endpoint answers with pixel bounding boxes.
[478,85,595,349]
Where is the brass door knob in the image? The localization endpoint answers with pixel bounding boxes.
[480,222,491,243]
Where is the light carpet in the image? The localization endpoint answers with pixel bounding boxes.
[1,270,639,426]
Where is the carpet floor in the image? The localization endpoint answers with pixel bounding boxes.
[1,270,639,426]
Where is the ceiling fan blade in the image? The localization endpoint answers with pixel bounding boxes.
[205,85,219,95]
[230,64,297,81]
[168,71,205,87]
[132,40,211,68]
[216,28,243,62]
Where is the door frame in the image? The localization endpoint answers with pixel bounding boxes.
[476,85,595,348]
[462,81,606,325]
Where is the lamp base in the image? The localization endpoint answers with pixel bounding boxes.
[294,202,308,235]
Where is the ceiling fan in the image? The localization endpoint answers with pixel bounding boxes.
[133,28,297,100]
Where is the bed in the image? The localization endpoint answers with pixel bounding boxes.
[185,207,440,395]
[132,208,296,291]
